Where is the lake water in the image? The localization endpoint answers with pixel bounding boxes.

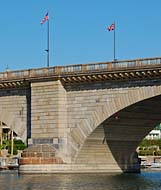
[1,170,161,190]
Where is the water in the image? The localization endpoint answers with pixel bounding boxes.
[1,170,161,190]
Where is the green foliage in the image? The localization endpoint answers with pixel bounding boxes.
[1,139,26,155]
[139,139,161,148]
[0,144,4,150]
[14,139,27,150]
[7,139,27,155]
[138,147,143,150]
[138,150,154,156]
[8,145,18,155]
[0,140,10,154]
[155,151,161,156]
[138,150,161,156]
[138,139,161,156]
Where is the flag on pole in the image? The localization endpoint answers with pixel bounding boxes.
[108,23,115,31]
[107,22,116,61]
[40,12,49,24]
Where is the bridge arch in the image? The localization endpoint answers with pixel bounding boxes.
[70,85,161,172]
[0,108,26,142]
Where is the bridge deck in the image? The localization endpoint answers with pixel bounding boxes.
[0,57,161,88]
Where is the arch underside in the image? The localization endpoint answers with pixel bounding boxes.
[0,109,26,142]
[74,95,161,172]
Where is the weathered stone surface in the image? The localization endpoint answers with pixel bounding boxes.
[20,144,63,165]
[1,73,161,173]
[19,157,63,165]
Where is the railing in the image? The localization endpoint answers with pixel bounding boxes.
[0,57,161,81]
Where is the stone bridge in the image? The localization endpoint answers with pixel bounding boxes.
[0,57,161,173]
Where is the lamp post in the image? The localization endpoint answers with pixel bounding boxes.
[0,118,2,146]
[11,129,13,157]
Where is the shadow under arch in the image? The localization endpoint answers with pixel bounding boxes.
[102,94,161,172]
[0,108,26,142]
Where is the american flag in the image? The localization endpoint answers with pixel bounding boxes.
[108,23,115,31]
[40,12,49,24]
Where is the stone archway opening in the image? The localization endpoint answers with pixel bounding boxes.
[0,109,26,144]
[103,94,161,172]
[74,94,161,173]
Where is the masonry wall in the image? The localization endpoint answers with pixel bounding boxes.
[30,80,68,159]
[18,78,161,171]
[66,80,161,162]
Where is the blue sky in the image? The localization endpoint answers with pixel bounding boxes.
[0,0,161,71]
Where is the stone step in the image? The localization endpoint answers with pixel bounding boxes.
[23,144,56,153]
[75,157,116,163]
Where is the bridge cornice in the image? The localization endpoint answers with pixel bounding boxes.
[0,56,161,88]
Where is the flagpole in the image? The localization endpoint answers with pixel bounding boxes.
[114,21,116,61]
[41,12,50,67]
[47,16,50,67]
[47,19,50,67]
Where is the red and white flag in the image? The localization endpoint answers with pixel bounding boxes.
[108,23,115,31]
[40,12,49,24]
